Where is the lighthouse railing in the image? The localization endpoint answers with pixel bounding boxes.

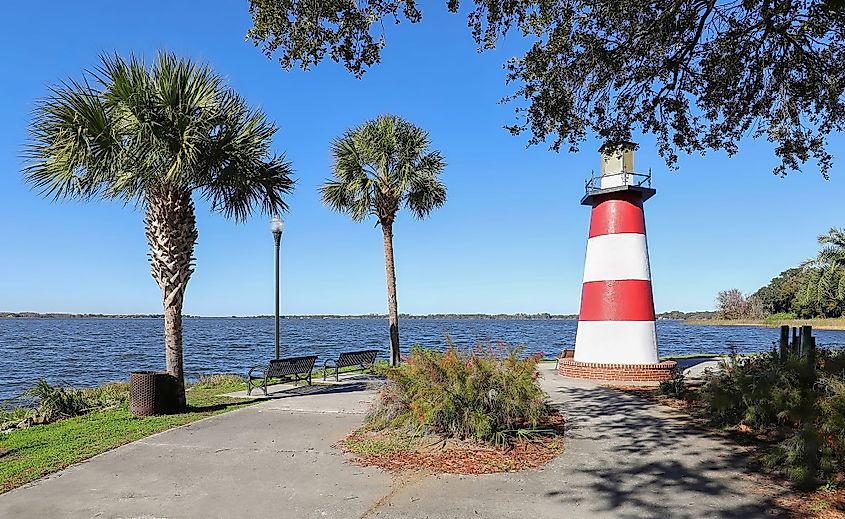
[585,169,652,194]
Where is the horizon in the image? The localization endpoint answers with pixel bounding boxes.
[0,309,719,319]
[2,1,843,317]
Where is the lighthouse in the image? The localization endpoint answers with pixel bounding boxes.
[559,142,675,382]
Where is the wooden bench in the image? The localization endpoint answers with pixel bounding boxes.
[247,355,317,396]
[555,349,575,370]
[322,350,380,381]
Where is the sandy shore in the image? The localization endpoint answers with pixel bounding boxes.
[685,318,845,331]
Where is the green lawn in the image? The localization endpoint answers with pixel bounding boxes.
[0,381,255,494]
[661,353,723,360]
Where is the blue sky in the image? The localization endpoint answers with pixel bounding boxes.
[1,1,842,316]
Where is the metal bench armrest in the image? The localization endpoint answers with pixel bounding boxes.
[247,365,268,378]
[323,359,339,382]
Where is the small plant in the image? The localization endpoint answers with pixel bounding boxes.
[366,339,549,445]
[658,370,687,398]
[808,498,831,513]
[820,478,840,493]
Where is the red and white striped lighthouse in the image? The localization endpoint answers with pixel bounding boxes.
[559,142,675,382]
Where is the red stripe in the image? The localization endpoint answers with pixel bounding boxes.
[578,280,655,321]
[589,194,646,238]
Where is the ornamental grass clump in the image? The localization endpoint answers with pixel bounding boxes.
[2,380,131,431]
[21,380,130,424]
[367,340,548,445]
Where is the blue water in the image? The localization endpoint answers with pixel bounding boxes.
[2,318,845,402]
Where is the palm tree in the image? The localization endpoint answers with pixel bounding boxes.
[817,227,845,267]
[799,228,845,317]
[24,52,294,409]
[321,115,446,366]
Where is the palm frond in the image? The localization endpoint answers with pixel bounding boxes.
[24,51,294,220]
[818,228,845,249]
[202,154,294,222]
[23,74,122,201]
[407,174,447,220]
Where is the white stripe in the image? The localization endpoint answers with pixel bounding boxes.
[574,321,658,364]
[582,233,651,282]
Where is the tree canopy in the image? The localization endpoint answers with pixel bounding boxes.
[247,0,845,177]
[751,228,845,318]
[25,52,293,221]
[321,114,447,226]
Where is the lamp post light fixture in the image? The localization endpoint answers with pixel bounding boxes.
[270,215,284,360]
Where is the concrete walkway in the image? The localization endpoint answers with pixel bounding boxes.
[0,366,787,518]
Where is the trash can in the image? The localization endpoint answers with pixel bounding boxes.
[129,371,177,416]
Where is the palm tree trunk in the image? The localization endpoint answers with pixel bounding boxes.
[382,222,401,366]
[145,188,198,411]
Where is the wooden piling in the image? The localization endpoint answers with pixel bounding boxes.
[779,325,789,359]
[800,325,812,356]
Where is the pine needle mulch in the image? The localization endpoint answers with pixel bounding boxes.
[339,412,565,475]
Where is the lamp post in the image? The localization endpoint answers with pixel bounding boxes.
[270,216,284,359]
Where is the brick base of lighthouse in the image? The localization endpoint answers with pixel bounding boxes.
[558,359,676,382]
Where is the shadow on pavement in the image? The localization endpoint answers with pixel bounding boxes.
[263,381,373,399]
[185,401,245,413]
[543,384,788,519]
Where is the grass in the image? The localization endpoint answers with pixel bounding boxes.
[0,408,31,426]
[343,429,421,456]
[661,353,722,360]
[312,359,389,380]
[0,377,254,494]
[685,317,845,330]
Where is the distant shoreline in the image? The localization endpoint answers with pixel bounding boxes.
[1,312,577,320]
[1,311,712,321]
[685,318,845,331]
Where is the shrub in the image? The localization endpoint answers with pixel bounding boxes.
[698,347,845,488]
[366,340,548,445]
[699,350,805,427]
[657,370,687,398]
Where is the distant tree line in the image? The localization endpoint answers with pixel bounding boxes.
[717,228,845,319]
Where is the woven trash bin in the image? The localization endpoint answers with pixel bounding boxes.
[130,371,177,416]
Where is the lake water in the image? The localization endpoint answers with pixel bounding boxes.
[2,318,845,403]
